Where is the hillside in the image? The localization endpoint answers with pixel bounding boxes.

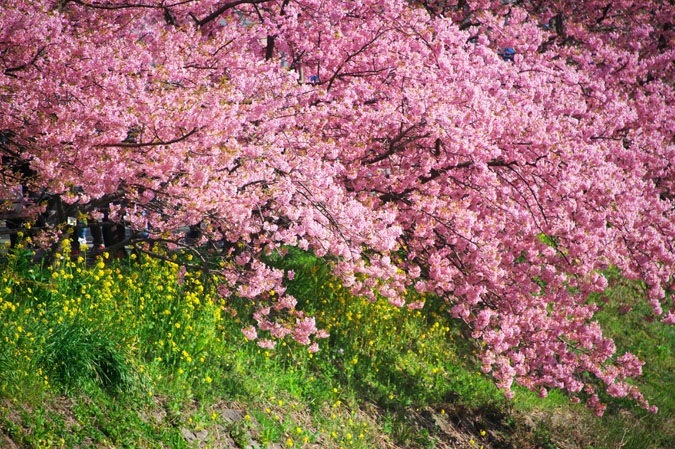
[1,244,673,449]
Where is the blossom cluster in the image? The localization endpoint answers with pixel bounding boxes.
[1,0,674,414]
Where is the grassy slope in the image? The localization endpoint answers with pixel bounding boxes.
[0,242,673,449]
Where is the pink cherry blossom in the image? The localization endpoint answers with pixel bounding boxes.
[1,0,673,415]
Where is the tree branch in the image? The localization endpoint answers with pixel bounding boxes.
[95,127,199,148]
[197,0,274,27]
[4,47,46,76]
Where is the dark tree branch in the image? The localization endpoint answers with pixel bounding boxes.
[364,124,428,164]
[95,127,200,148]
[197,0,274,27]
[419,158,517,185]
[4,47,46,76]
[69,0,196,10]
[265,35,275,60]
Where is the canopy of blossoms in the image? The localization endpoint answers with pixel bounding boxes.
[1,0,674,415]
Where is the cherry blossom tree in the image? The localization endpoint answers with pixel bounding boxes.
[1,0,673,414]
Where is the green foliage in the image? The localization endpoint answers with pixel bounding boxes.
[0,244,673,448]
[34,319,139,393]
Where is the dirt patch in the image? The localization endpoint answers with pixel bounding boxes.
[0,429,20,449]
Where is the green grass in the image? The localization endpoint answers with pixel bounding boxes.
[504,269,675,449]
[0,241,673,448]
[586,270,675,448]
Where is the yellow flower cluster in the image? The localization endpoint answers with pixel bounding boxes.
[0,241,227,396]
